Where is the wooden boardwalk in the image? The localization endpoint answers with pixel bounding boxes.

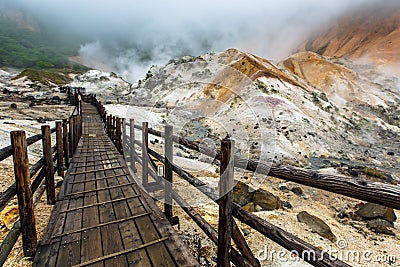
[33,103,197,266]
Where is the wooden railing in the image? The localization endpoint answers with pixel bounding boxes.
[0,98,82,265]
[89,94,400,267]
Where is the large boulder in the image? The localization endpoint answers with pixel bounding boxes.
[253,189,282,210]
[356,203,397,223]
[297,211,336,242]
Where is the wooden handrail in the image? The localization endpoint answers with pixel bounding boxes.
[0,146,56,212]
[0,91,81,264]
[146,147,349,267]
[88,94,398,267]
[0,128,56,162]
[126,122,400,210]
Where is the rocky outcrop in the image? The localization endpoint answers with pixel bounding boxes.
[297,2,400,67]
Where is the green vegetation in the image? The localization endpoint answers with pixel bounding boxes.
[364,167,385,179]
[13,68,88,86]
[0,15,85,70]
[255,80,292,101]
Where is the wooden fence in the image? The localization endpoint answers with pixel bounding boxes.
[86,94,398,266]
[0,99,82,265]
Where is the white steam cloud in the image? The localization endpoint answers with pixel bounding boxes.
[10,0,379,81]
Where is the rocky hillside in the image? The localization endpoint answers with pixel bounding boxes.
[120,48,399,181]
[297,1,400,68]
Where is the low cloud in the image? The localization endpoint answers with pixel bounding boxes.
[9,0,380,81]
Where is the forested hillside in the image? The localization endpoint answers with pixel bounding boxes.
[0,13,84,69]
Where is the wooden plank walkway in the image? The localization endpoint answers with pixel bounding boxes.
[33,103,197,266]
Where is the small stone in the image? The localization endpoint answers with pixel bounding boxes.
[297,211,336,242]
[291,187,303,196]
[337,211,349,219]
[254,205,263,212]
[283,201,293,209]
[278,184,290,192]
[10,103,17,109]
[347,168,358,177]
[242,228,251,236]
[366,219,395,236]
[37,117,46,123]
[321,152,330,158]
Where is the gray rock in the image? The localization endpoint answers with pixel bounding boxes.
[242,228,251,236]
[297,211,336,242]
[366,219,395,236]
[347,168,359,177]
[291,187,303,196]
[283,201,293,209]
[356,203,397,223]
[253,189,282,210]
[278,184,290,192]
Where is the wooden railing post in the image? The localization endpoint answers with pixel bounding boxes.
[122,118,127,154]
[142,122,149,188]
[121,118,125,156]
[106,115,110,136]
[77,115,82,141]
[62,119,70,167]
[68,116,73,156]
[55,121,64,178]
[107,115,112,138]
[73,115,78,151]
[10,131,37,257]
[218,137,234,267]
[116,117,122,154]
[129,119,137,173]
[164,125,173,218]
[112,116,116,144]
[42,125,55,204]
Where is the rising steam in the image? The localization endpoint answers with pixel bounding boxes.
[6,0,380,81]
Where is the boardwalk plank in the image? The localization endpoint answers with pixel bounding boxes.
[33,102,197,267]
[80,153,103,266]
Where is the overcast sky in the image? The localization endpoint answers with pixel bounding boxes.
[4,0,381,81]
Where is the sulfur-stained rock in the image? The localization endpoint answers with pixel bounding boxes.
[0,205,19,230]
[242,202,255,212]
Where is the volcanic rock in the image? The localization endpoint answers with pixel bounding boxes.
[232,181,254,207]
[366,219,395,236]
[356,203,397,223]
[253,189,282,211]
[297,211,336,242]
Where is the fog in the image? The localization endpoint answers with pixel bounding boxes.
[5,0,381,81]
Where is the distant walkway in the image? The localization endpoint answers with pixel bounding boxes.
[33,102,196,266]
